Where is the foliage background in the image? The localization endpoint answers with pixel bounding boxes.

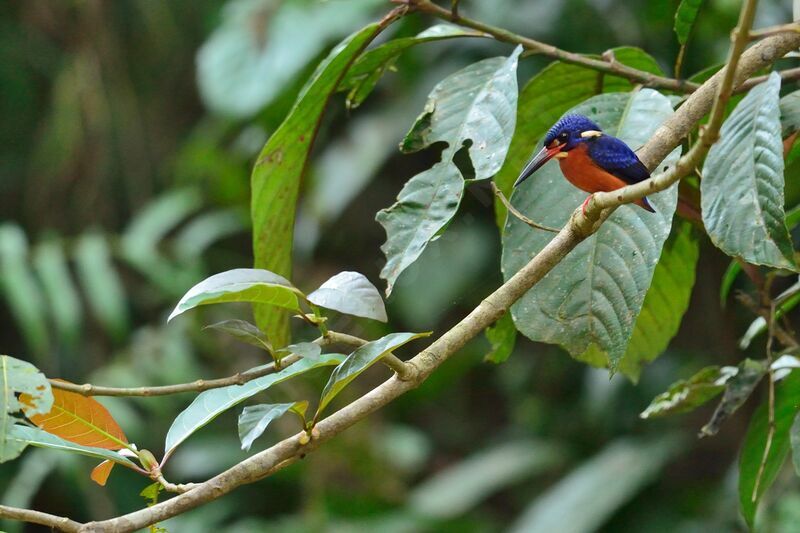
[0,0,798,530]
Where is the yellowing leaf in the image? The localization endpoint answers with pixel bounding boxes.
[90,459,115,486]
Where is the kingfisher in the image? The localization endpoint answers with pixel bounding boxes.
[514,114,655,213]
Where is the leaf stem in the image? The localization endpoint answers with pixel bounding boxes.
[752,302,777,502]
[491,182,559,233]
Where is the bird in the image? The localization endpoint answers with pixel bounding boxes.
[513,114,655,214]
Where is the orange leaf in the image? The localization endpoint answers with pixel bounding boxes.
[21,381,128,450]
[90,460,115,486]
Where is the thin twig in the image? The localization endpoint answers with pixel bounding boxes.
[450,0,459,19]
[749,22,800,40]
[753,302,777,502]
[491,182,559,233]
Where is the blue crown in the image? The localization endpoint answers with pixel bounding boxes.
[543,114,602,145]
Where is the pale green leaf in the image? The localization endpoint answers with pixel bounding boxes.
[169,268,304,322]
[640,366,734,419]
[6,424,137,468]
[484,312,517,364]
[203,320,272,352]
[252,23,387,348]
[238,402,298,451]
[276,342,321,362]
[164,354,343,457]
[502,90,680,369]
[173,209,247,263]
[702,72,796,270]
[674,0,704,45]
[317,332,429,418]
[308,271,387,322]
[0,356,52,463]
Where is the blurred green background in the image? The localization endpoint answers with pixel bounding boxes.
[1,0,799,531]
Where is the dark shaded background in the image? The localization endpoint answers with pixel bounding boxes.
[1,0,799,531]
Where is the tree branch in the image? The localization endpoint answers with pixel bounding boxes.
[0,505,82,533]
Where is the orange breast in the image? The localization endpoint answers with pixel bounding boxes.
[558,143,628,194]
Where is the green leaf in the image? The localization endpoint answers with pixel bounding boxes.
[196,0,381,117]
[780,89,800,137]
[164,354,343,458]
[339,23,488,109]
[0,225,49,358]
[0,356,52,463]
[5,424,136,468]
[32,239,82,347]
[617,222,699,381]
[408,440,564,519]
[168,268,304,322]
[203,320,272,352]
[173,209,247,263]
[307,271,387,322]
[377,161,464,297]
[276,342,321,362]
[316,332,430,418]
[493,47,663,227]
[509,438,680,533]
[700,359,767,437]
[251,22,389,348]
[739,371,800,527]
[791,411,800,475]
[702,72,796,270]
[484,312,517,364]
[379,47,521,295]
[720,260,743,308]
[501,90,680,369]
[674,0,704,45]
[238,402,301,451]
[640,366,734,419]
[73,232,129,341]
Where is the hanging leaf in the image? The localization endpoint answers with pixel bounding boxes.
[90,460,115,486]
[379,47,521,295]
[700,359,767,437]
[502,90,680,369]
[484,313,517,364]
[0,355,52,463]
[702,73,796,270]
[238,401,307,451]
[674,0,704,45]
[617,222,699,381]
[22,383,128,450]
[509,438,680,533]
[640,366,735,419]
[5,425,136,468]
[339,23,489,109]
[493,47,663,227]
[204,320,272,352]
[739,371,800,527]
[169,268,304,322]
[317,332,430,418]
[308,271,387,322]
[164,354,343,459]
[252,21,392,348]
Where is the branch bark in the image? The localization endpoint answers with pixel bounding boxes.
[0,505,81,533]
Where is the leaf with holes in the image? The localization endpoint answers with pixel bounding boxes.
[252,22,390,348]
[339,23,488,109]
[702,73,796,270]
[501,90,680,369]
[640,366,734,419]
[204,320,272,352]
[238,401,307,451]
[674,0,704,45]
[169,269,304,322]
[0,355,52,463]
[308,271,387,322]
[493,47,663,228]
[316,332,430,418]
[739,371,800,526]
[164,354,343,459]
[22,383,128,450]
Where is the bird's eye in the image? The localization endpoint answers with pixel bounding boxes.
[559,132,568,140]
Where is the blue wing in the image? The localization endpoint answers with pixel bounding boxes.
[586,135,650,185]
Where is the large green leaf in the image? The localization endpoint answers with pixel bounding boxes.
[617,222,699,381]
[307,271,387,322]
[6,424,136,468]
[493,47,663,227]
[316,332,429,418]
[379,48,521,295]
[238,401,306,451]
[0,355,52,463]
[0,224,49,358]
[164,354,342,458]
[339,23,488,109]
[640,366,733,419]
[739,371,800,527]
[251,22,389,347]
[197,0,381,117]
[32,239,82,347]
[509,438,680,533]
[674,0,704,45]
[168,268,304,322]
[702,72,796,270]
[501,90,680,369]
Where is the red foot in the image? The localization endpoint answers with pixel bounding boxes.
[581,195,594,216]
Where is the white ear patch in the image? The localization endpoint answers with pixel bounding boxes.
[580,130,602,138]
[554,152,568,159]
